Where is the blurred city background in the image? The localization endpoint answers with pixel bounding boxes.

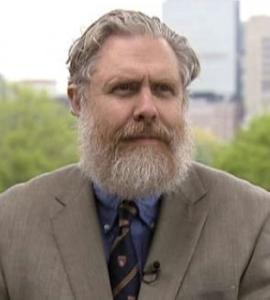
[1,0,270,192]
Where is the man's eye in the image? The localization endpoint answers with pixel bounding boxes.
[153,83,174,97]
[111,82,138,96]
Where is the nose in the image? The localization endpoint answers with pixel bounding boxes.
[133,87,158,123]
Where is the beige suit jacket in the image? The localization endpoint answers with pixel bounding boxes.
[0,163,270,299]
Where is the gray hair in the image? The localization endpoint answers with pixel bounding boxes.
[67,9,200,95]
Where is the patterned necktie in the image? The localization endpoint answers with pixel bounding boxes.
[109,200,140,300]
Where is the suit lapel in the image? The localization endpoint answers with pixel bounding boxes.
[50,167,113,299]
[139,166,209,299]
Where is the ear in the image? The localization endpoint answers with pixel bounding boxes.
[67,84,81,117]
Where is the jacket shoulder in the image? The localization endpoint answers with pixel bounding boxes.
[0,164,82,213]
[192,162,270,206]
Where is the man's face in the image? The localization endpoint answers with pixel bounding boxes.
[75,35,193,199]
[88,34,184,145]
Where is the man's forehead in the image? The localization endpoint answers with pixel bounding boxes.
[97,34,176,60]
[93,35,181,81]
[99,68,180,85]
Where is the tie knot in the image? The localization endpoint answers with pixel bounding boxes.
[118,200,138,228]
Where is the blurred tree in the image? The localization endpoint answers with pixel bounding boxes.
[214,114,270,191]
[194,127,224,166]
[0,84,78,192]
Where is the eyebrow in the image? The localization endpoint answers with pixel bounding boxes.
[104,74,180,87]
[102,77,181,96]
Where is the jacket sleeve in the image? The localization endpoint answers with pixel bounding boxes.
[239,212,270,299]
[0,258,9,299]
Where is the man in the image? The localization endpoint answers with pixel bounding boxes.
[0,9,270,300]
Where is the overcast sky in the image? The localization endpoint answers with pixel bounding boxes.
[1,0,270,93]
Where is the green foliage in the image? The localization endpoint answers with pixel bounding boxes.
[214,114,270,190]
[194,128,224,166]
[0,84,78,192]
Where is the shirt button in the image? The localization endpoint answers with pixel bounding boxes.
[104,224,110,232]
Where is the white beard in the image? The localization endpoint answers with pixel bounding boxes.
[78,107,194,200]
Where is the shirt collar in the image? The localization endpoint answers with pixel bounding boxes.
[93,183,161,232]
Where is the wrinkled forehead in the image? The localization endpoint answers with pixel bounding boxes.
[93,34,181,82]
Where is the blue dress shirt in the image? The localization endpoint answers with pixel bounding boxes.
[93,184,161,273]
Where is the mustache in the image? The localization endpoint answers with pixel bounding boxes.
[114,121,174,145]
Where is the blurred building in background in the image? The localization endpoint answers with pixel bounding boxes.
[17,79,68,105]
[188,99,240,140]
[163,0,242,140]
[17,79,57,95]
[244,16,270,122]
[163,0,241,100]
